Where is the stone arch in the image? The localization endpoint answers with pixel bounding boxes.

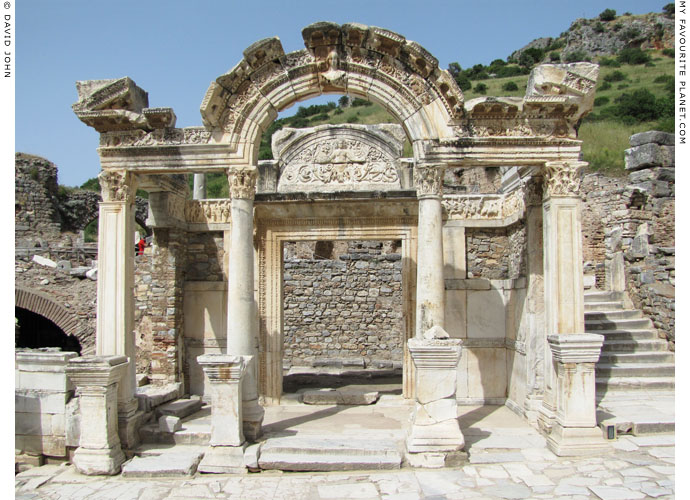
[200,22,465,165]
[15,286,84,339]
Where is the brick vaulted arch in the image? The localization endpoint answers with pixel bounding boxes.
[199,22,465,165]
[15,286,84,338]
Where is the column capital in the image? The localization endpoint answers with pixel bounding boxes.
[227,167,258,200]
[542,161,587,199]
[414,164,445,199]
[98,170,137,203]
[547,334,604,364]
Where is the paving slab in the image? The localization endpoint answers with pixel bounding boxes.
[589,485,646,499]
[301,388,380,405]
[120,450,204,477]
[157,398,203,419]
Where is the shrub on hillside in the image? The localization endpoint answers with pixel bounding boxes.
[614,88,665,123]
[474,83,488,94]
[603,70,627,82]
[598,57,620,67]
[502,81,518,92]
[351,98,372,107]
[599,8,616,21]
[599,81,612,91]
[617,47,651,65]
[594,22,605,33]
[663,3,675,17]
[564,50,590,63]
[662,48,674,57]
[549,52,560,62]
[594,96,610,106]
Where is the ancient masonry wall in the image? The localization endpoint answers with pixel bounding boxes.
[581,132,675,347]
[282,241,404,368]
[465,222,526,280]
[15,153,63,240]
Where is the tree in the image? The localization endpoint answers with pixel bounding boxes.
[663,3,675,17]
[599,8,616,21]
[448,62,462,78]
[454,73,472,91]
[614,89,660,122]
[338,95,349,108]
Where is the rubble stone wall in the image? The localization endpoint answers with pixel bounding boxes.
[581,131,675,347]
[15,153,63,239]
[465,222,525,280]
[282,240,404,368]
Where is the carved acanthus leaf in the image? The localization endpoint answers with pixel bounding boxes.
[542,162,587,198]
[98,170,135,203]
[228,167,258,200]
[414,165,444,198]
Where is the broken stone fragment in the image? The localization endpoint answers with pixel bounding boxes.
[158,415,181,433]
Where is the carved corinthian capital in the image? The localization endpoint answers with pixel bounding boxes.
[542,161,587,199]
[227,167,258,200]
[414,165,445,199]
[98,170,136,203]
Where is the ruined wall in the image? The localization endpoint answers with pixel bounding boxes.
[185,232,225,281]
[443,166,501,194]
[581,131,675,347]
[133,228,188,384]
[465,222,526,280]
[15,153,63,242]
[283,240,403,368]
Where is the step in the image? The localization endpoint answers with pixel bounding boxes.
[585,301,624,312]
[157,398,203,419]
[121,449,204,477]
[601,339,670,353]
[584,291,625,303]
[599,351,675,364]
[586,318,653,331]
[596,376,675,391]
[596,329,659,341]
[596,363,675,377]
[585,310,642,321]
[258,436,402,472]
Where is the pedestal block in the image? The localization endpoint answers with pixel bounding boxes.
[67,355,128,475]
[406,330,466,468]
[197,354,249,473]
[546,334,609,456]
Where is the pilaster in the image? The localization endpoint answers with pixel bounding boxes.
[96,169,142,449]
[66,356,128,475]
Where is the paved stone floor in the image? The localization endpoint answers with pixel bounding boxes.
[14,402,676,499]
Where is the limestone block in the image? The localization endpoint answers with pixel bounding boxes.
[86,269,97,280]
[65,397,80,448]
[15,391,70,415]
[414,398,457,425]
[121,450,204,477]
[159,415,182,433]
[32,255,57,268]
[466,348,507,400]
[157,398,203,419]
[197,445,247,474]
[630,131,674,147]
[300,389,379,405]
[467,290,506,339]
[416,369,457,404]
[625,143,675,171]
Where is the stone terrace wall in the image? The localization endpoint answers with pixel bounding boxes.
[283,241,403,368]
[581,131,675,347]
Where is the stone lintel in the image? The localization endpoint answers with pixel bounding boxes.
[547,334,603,364]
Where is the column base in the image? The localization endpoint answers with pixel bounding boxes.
[524,394,544,426]
[537,400,556,434]
[242,399,265,442]
[406,419,465,453]
[118,410,144,450]
[198,443,248,474]
[546,422,610,456]
[72,446,126,476]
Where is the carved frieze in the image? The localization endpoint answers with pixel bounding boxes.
[98,170,135,203]
[99,128,212,148]
[185,200,232,224]
[442,191,526,221]
[414,165,444,198]
[228,167,258,199]
[542,161,587,198]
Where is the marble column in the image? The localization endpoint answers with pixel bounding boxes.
[193,173,207,200]
[67,355,128,475]
[414,164,446,337]
[196,354,248,473]
[226,166,264,441]
[538,161,607,455]
[96,170,142,449]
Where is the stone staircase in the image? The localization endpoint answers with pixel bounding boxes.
[585,290,675,394]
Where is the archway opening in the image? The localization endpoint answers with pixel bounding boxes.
[15,307,82,354]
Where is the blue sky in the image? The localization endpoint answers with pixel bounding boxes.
[15,0,667,187]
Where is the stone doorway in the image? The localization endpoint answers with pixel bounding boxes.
[256,209,418,405]
[281,239,405,399]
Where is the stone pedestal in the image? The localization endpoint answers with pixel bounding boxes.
[406,330,466,468]
[96,170,141,449]
[226,167,264,440]
[546,334,609,456]
[197,354,249,473]
[66,355,128,475]
[414,165,445,336]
